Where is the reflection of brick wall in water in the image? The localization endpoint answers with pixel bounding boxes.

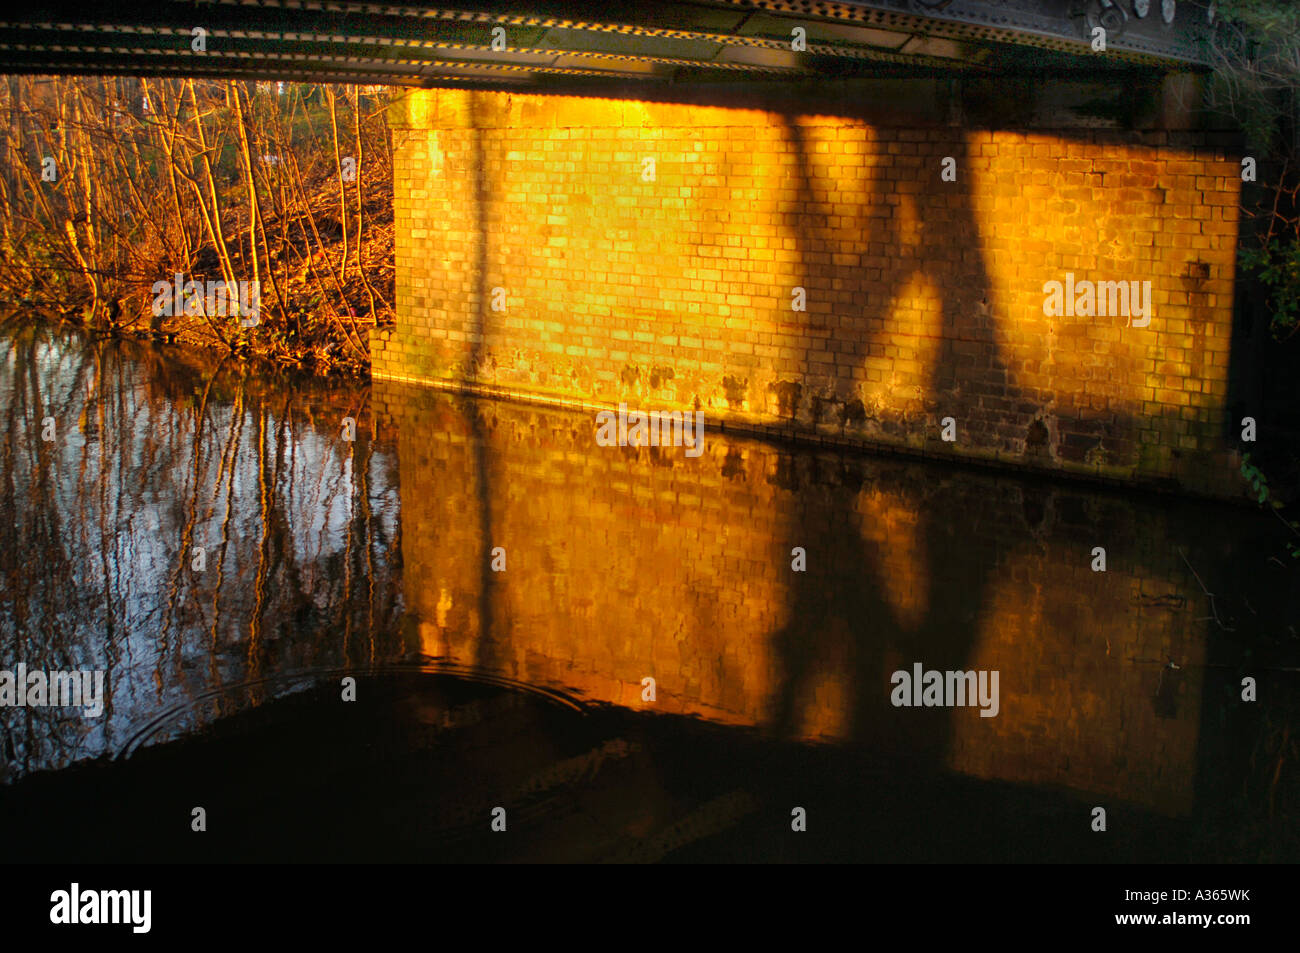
[948,545,1204,816]
[377,383,1206,815]
[375,88,1242,498]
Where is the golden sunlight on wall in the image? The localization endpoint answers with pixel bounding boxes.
[969,132,1238,476]
[377,89,1242,497]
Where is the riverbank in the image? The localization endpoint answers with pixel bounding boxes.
[0,77,393,377]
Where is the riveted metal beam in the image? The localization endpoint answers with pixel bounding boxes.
[0,0,1215,86]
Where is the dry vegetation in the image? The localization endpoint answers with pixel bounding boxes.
[0,76,394,375]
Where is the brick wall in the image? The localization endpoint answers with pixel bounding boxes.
[374,88,1245,497]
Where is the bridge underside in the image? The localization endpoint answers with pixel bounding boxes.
[0,1,1213,88]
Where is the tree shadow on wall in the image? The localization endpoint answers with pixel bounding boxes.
[765,116,1020,765]
[465,92,500,675]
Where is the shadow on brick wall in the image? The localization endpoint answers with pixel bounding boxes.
[764,116,1011,758]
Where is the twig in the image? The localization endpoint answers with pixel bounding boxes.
[1178,548,1237,632]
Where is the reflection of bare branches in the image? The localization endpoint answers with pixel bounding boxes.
[2,325,405,779]
[1179,547,1237,632]
[361,422,378,664]
[162,369,216,658]
[209,386,246,689]
[248,388,280,687]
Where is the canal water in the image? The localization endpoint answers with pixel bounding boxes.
[1,321,1296,862]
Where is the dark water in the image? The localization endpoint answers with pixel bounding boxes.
[1,322,1297,862]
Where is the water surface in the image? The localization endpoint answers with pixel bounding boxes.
[1,322,1296,862]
